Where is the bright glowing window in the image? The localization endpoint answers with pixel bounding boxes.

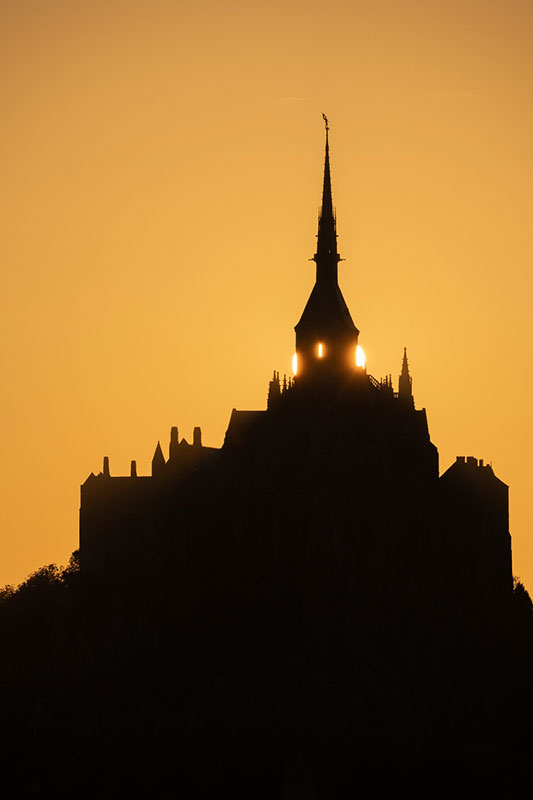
[292,353,298,375]
[317,342,324,358]
[356,345,366,369]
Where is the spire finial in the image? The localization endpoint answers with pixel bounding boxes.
[322,112,329,132]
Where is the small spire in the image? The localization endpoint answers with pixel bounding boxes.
[401,347,409,376]
[130,460,137,477]
[398,347,414,405]
[152,441,166,476]
[103,456,110,477]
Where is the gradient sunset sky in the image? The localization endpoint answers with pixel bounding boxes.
[2,0,533,589]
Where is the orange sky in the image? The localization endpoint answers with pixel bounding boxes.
[1,0,533,589]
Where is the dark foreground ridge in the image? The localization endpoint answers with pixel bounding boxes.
[1,121,533,797]
[0,552,532,797]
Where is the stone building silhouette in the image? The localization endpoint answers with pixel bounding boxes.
[79,120,512,622]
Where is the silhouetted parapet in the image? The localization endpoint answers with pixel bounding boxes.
[169,426,179,462]
[79,425,220,581]
[223,409,267,450]
[164,425,219,476]
[79,471,155,581]
[439,455,512,602]
[152,441,166,476]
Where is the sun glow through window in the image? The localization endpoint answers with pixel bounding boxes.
[356,345,366,369]
[292,353,298,375]
[317,342,324,358]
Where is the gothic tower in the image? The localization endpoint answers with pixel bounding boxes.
[294,116,361,379]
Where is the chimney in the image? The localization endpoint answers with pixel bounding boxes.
[169,426,179,461]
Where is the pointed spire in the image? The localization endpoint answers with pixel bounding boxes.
[398,347,414,405]
[152,441,166,476]
[314,114,339,279]
[401,348,409,376]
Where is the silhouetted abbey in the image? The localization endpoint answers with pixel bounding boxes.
[80,120,512,620]
[3,121,533,800]
[2,118,529,800]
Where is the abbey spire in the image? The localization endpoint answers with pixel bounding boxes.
[294,117,360,378]
[314,114,339,281]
